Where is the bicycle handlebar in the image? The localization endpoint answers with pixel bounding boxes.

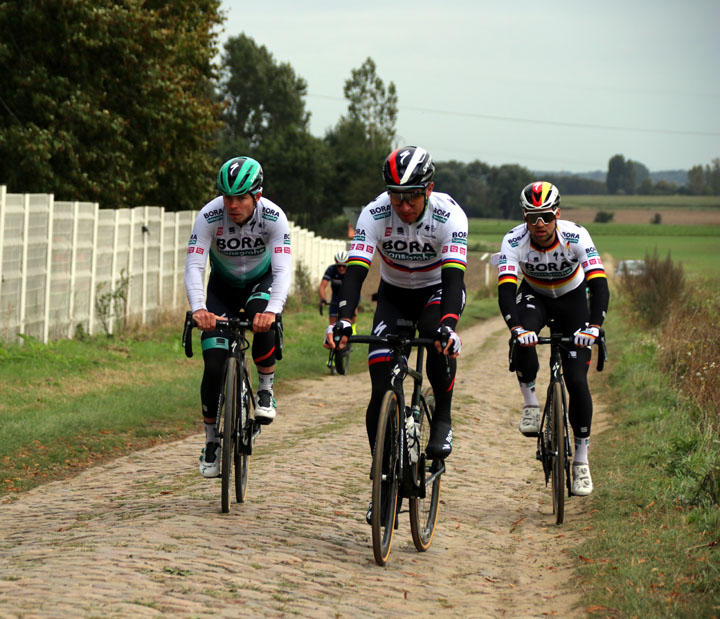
[181,310,253,359]
[508,329,607,373]
[344,334,437,348]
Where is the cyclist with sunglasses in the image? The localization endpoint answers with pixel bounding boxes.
[325,146,468,480]
[185,156,291,478]
[497,181,609,496]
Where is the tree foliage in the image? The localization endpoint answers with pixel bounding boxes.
[217,34,309,157]
[342,57,397,150]
[0,0,223,210]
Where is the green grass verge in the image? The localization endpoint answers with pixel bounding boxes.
[573,311,720,617]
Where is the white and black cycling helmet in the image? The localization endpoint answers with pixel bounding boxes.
[520,181,560,214]
[383,146,435,190]
[334,250,349,265]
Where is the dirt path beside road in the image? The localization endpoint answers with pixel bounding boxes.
[0,316,597,617]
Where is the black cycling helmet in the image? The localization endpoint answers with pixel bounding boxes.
[383,146,435,190]
[217,156,263,196]
[520,181,560,213]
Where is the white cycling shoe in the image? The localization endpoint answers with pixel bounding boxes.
[518,405,540,436]
[572,463,594,496]
[255,390,276,425]
[199,442,220,478]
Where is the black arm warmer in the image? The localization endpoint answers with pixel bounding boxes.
[439,267,465,330]
[498,281,520,329]
[337,264,368,321]
[587,276,610,326]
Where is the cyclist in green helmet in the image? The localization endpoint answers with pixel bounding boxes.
[186,156,292,478]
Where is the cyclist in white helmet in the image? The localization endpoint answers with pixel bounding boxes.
[319,249,357,325]
[498,181,610,496]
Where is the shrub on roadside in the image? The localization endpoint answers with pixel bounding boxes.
[621,249,685,326]
[657,285,720,429]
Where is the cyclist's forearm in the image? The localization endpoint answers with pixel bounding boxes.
[337,264,367,320]
[586,276,609,326]
[498,281,520,329]
[439,267,465,329]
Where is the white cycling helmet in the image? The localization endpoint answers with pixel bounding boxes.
[334,250,349,265]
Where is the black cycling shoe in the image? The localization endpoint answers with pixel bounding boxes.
[426,420,453,459]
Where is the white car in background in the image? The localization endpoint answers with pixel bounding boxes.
[616,259,645,276]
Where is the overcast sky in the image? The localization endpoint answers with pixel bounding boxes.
[217,0,719,173]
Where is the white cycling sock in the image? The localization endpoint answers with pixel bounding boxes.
[574,437,590,464]
[519,381,539,407]
[258,371,274,392]
[205,422,218,444]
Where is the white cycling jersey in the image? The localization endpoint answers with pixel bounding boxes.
[348,191,468,288]
[497,219,606,298]
[184,196,292,314]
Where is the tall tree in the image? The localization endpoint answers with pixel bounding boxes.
[217,34,309,156]
[607,154,626,194]
[323,58,398,211]
[0,0,223,210]
[687,165,706,195]
[490,164,534,219]
[215,34,330,225]
[342,57,397,150]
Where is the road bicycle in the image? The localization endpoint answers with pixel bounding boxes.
[338,320,446,566]
[182,311,260,513]
[321,302,352,375]
[509,323,606,524]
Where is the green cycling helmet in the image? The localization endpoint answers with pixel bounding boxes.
[217,156,264,196]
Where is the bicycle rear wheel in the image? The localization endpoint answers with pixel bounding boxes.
[551,381,566,524]
[235,358,253,503]
[334,345,351,375]
[221,357,239,514]
[410,387,442,552]
[371,390,401,566]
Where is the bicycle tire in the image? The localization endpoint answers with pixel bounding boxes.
[334,345,351,375]
[221,357,239,514]
[371,390,401,566]
[551,381,566,524]
[235,358,252,503]
[410,387,442,551]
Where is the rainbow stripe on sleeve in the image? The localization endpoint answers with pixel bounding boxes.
[441,258,466,271]
[348,256,372,269]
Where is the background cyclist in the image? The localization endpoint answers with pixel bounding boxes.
[318,250,357,327]
[185,156,292,478]
[325,145,468,520]
[497,181,609,496]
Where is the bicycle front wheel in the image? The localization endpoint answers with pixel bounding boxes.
[235,357,253,503]
[221,357,239,514]
[410,387,442,552]
[551,381,566,524]
[371,390,401,566]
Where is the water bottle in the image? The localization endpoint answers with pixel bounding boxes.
[406,406,420,464]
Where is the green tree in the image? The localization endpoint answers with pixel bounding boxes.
[687,165,706,195]
[324,117,387,205]
[342,57,398,150]
[435,160,492,217]
[214,33,333,227]
[0,0,223,210]
[607,154,626,194]
[490,164,533,219]
[217,34,309,156]
[323,58,398,212]
[704,158,720,196]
